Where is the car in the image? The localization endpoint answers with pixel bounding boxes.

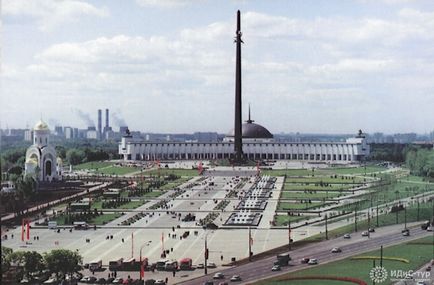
[426,226,432,232]
[80,277,90,283]
[107,278,115,283]
[331,247,342,253]
[416,282,426,285]
[300,258,310,264]
[271,265,281,271]
[87,277,97,283]
[83,263,90,269]
[217,283,228,285]
[213,273,224,279]
[361,231,369,237]
[343,234,351,239]
[230,275,242,282]
[426,265,432,272]
[402,229,410,236]
[203,282,214,285]
[307,258,318,265]
[197,263,205,269]
[96,278,106,284]
[368,227,375,233]
[207,262,217,268]
[154,280,166,285]
[113,278,124,284]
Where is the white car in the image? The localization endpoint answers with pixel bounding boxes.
[213,272,224,279]
[361,231,369,237]
[331,247,342,253]
[426,226,432,232]
[197,263,205,269]
[343,234,351,239]
[271,265,281,271]
[230,275,242,282]
[79,277,90,283]
[207,262,217,268]
[307,258,318,265]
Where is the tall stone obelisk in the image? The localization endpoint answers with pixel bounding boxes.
[234,10,244,163]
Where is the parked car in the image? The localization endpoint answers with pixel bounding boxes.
[343,234,351,239]
[368,227,375,233]
[307,258,318,265]
[107,278,115,284]
[271,265,281,271]
[361,231,369,237]
[426,265,431,272]
[331,247,342,253]
[402,229,410,236]
[300,258,310,264]
[230,275,242,282]
[213,273,224,279]
[96,278,106,284]
[79,277,90,283]
[197,263,205,269]
[207,262,217,268]
[154,280,166,285]
[113,278,124,284]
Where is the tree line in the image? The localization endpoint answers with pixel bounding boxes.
[405,146,434,178]
[2,246,82,283]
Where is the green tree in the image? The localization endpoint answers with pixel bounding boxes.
[1,246,13,274]
[43,249,82,278]
[66,149,85,166]
[23,251,45,279]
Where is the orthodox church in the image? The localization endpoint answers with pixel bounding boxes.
[25,120,62,182]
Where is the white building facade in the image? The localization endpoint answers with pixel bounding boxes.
[119,132,370,163]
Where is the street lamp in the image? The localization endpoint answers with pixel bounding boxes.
[139,241,152,280]
[204,232,209,275]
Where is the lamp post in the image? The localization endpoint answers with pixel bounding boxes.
[204,232,209,275]
[139,241,152,280]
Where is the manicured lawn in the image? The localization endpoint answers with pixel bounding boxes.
[146,169,199,177]
[285,177,365,184]
[139,191,164,198]
[281,191,342,199]
[74,161,114,170]
[322,166,387,175]
[262,169,315,177]
[283,184,348,191]
[89,213,122,225]
[275,215,311,226]
[255,236,433,285]
[277,202,330,211]
[97,166,139,175]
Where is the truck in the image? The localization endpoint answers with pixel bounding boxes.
[47,221,57,229]
[274,253,291,266]
[109,258,123,271]
[89,260,102,271]
[156,259,169,271]
[179,258,193,270]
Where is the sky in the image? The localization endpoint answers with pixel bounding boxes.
[2,0,434,134]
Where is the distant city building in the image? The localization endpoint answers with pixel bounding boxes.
[25,120,62,182]
[86,126,98,140]
[24,129,33,142]
[64,126,73,139]
[54,126,63,136]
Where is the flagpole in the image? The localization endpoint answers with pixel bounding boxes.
[248,227,252,261]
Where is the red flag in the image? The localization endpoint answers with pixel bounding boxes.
[21,219,25,242]
[140,258,144,278]
[26,221,30,240]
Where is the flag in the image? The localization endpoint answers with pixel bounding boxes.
[140,258,145,278]
[26,221,30,240]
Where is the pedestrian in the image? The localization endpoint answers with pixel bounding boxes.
[114,271,117,278]
[165,277,168,284]
[122,238,124,243]
[11,234,14,239]
[172,270,175,277]
[221,255,223,261]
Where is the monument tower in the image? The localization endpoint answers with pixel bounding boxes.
[234,10,244,163]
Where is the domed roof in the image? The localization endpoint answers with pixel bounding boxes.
[227,106,273,139]
[34,120,49,131]
[26,157,38,165]
[228,122,273,139]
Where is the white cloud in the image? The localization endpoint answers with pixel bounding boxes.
[135,0,198,8]
[3,0,108,31]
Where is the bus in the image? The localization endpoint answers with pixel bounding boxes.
[73,221,89,230]
[122,258,137,271]
[89,260,102,271]
[109,258,123,271]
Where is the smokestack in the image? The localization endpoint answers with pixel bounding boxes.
[105,109,109,128]
[234,10,243,163]
[98,109,102,139]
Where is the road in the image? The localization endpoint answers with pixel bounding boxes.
[178,224,432,285]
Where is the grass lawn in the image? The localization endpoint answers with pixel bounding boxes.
[74,161,114,170]
[96,166,139,175]
[285,177,365,184]
[53,213,122,225]
[255,236,433,285]
[262,169,315,177]
[321,165,387,175]
[139,191,165,198]
[280,191,342,199]
[277,202,329,211]
[283,184,348,191]
[146,169,199,177]
[275,215,311,226]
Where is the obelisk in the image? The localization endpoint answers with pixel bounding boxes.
[234,10,243,163]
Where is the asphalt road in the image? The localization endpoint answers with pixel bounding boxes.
[178,225,432,285]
